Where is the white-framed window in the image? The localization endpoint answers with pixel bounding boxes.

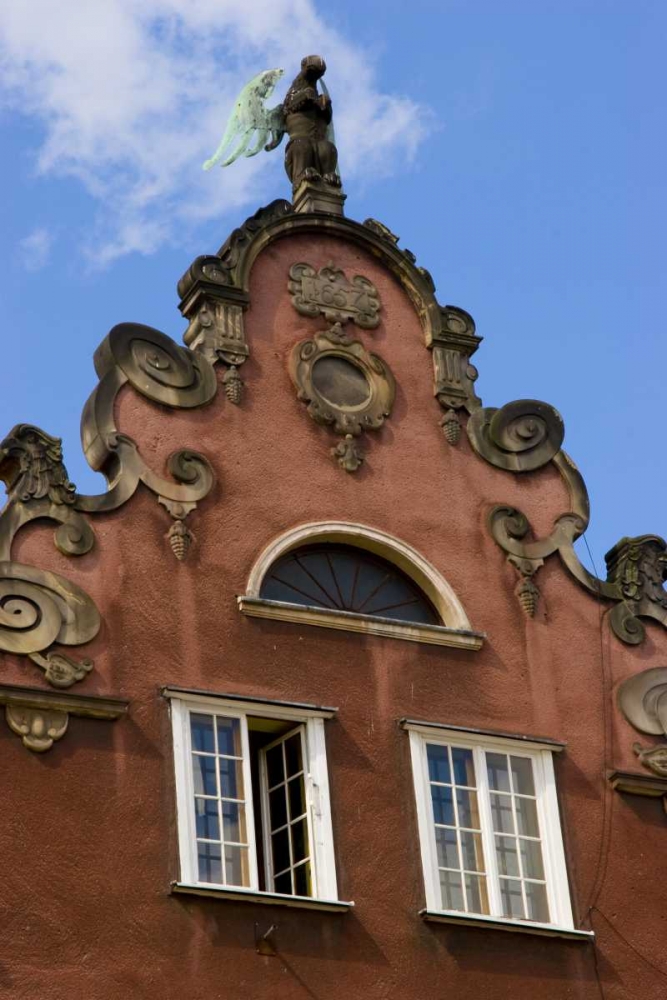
[167,689,344,907]
[406,722,577,933]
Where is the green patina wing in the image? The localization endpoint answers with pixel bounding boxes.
[203,68,286,171]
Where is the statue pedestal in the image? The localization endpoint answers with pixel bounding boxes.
[292,180,346,217]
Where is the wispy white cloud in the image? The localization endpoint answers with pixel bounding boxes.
[0,0,430,266]
[18,226,53,271]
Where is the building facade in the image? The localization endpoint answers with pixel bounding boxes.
[1,184,666,999]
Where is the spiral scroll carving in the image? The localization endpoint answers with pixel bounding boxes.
[467,400,564,472]
[98,323,217,409]
[0,563,100,685]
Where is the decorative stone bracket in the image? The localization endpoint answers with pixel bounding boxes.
[0,683,128,753]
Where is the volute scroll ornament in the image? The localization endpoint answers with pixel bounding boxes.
[0,323,217,692]
[470,397,667,643]
[618,668,667,778]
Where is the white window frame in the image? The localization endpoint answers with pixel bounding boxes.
[168,690,340,905]
[406,723,576,933]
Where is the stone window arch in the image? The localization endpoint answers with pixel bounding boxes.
[238,522,484,650]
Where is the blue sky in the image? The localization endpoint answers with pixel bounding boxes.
[0,0,665,570]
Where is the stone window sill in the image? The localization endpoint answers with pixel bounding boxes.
[421,909,594,941]
[237,596,485,650]
[172,882,353,913]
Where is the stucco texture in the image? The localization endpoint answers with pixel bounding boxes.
[1,221,665,1000]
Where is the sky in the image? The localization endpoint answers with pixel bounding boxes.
[0,0,665,571]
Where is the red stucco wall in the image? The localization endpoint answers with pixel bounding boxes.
[1,223,665,1000]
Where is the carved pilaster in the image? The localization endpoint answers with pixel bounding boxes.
[179,259,250,395]
[430,306,482,444]
[183,296,248,370]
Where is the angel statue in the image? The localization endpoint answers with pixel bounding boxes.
[203,55,340,193]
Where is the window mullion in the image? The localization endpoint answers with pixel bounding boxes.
[239,714,259,891]
[305,717,337,900]
[179,703,200,885]
[298,726,315,896]
[475,745,502,917]
[259,747,274,892]
[536,749,572,927]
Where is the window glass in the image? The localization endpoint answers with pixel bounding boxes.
[262,726,313,897]
[260,544,440,625]
[173,701,338,903]
[426,743,491,916]
[189,713,250,887]
[418,739,558,926]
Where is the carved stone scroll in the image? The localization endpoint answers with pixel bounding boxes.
[0,324,216,691]
[289,324,395,472]
[618,668,667,777]
[288,262,380,328]
[469,397,667,644]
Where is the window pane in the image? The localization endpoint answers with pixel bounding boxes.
[519,838,545,880]
[427,744,451,785]
[431,784,454,826]
[460,831,485,873]
[192,754,217,796]
[490,792,515,834]
[195,798,220,840]
[271,827,290,875]
[269,786,288,830]
[216,717,241,757]
[294,861,312,898]
[191,714,215,753]
[525,881,550,923]
[222,801,246,843]
[510,756,535,796]
[452,747,475,787]
[224,845,249,887]
[456,789,480,829]
[219,756,243,800]
[440,870,464,911]
[500,878,525,919]
[285,733,303,777]
[435,827,460,869]
[266,744,284,788]
[260,544,439,624]
[291,818,309,864]
[274,870,292,894]
[515,797,539,838]
[198,843,222,884]
[486,752,510,792]
[288,775,306,820]
[465,873,490,915]
[495,835,520,877]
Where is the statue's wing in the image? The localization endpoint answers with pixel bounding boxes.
[203,68,286,170]
[319,79,340,178]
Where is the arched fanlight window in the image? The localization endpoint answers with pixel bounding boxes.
[260,543,440,626]
[240,521,484,650]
